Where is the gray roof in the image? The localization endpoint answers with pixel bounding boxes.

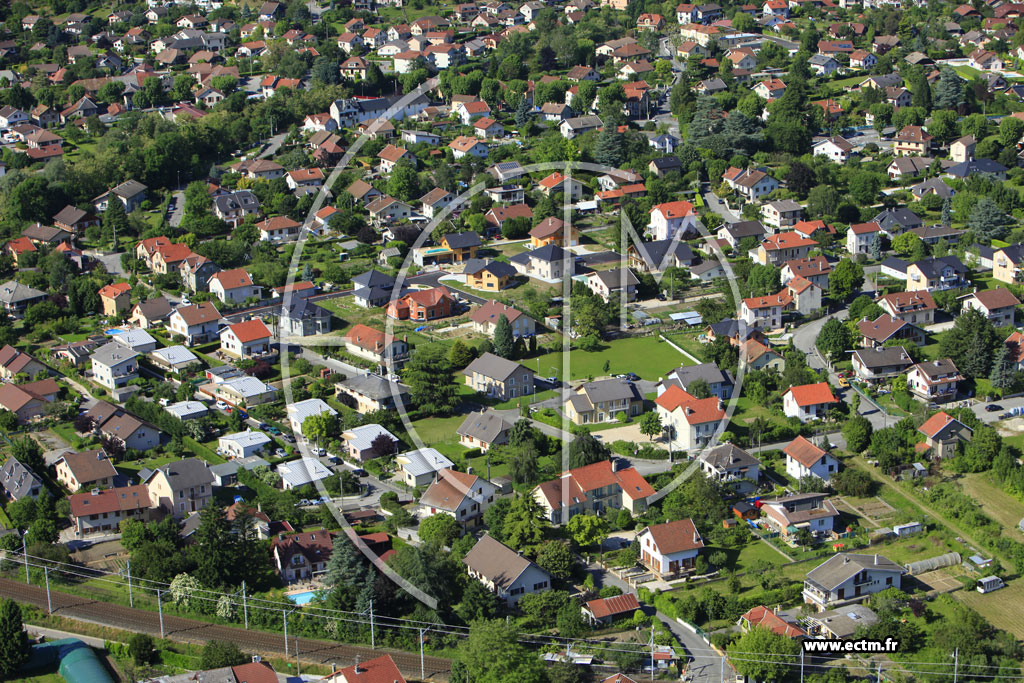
[873,208,922,232]
[165,401,209,420]
[0,458,42,500]
[807,604,878,639]
[150,345,199,366]
[463,533,547,589]
[341,374,410,401]
[464,352,531,382]
[213,190,260,214]
[443,231,482,249]
[914,358,961,380]
[911,255,966,279]
[90,341,139,368]
[208,454,270,478]
[456,411,511,443]
[722,220,766,239]
[134,297,172,320]
[463,258,517,279]
[0,281,46,305]
[589,268,640,290]
[142,457,214,490]
[946,158,1008,178]
[562,115,603,130]
[282,297,330,321]
[112,179,147,198]
[578,378,640,403]
[277,457,332,488]
[398,447,453,477]
[352,269,395,290]
[698,443,758,471]
[669,362,733,389]
[852,346,913,369]
[805,553,905,591]
[631,239,696,269]
[344,423,398,451]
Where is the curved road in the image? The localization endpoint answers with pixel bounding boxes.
[0,578,451,680]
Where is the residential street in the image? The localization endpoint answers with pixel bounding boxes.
[703,191,740,223]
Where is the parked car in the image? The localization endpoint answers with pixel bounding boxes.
[986,404,1003,412]
[625,372,640,382]
[352,468,368,478]
[267,426,281,435]
[215,400,228,410]
[257,422,270,430]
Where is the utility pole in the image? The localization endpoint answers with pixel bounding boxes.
[419,627,426,680]
[800,648,804,683]
[126,561,133,608]
[283,608,289,658]
[44,567,51,614]
[242,580,248,629]
[22,541,28,584]
[157,589,165,638]
[649,623,655,682]
[953,647,959,683]
[370,599,375,649]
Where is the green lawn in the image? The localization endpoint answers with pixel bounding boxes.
[407,414,469,457]
[50,423,77,446]
[183,437,226,464]
[527,335,694,381]
[115,455,180,479]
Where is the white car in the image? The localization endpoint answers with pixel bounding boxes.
[215,400,228,410]
[180,297,191,306]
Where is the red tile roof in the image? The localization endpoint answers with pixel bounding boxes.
[586,592,641,619]
[98,282,131,298]
[918,411,956,439]
[641,518,703,554]
[783,435,829,467]
[784,382,837,407]
[331,654,406,683]
[762,232,818,250]
[227,318,271,343]
[740,605,806,638]
[651,200,695,219]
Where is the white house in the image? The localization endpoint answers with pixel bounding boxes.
[722,167,780,201]
[462,534,551,605]
[812,136,855,163]
[208,268,261,304]
[655,385,725,453]
[396,447,455,487]
[784,435,839,482]
[219,319,273,359]
[846,221,881,256]
[803,553,905,610]
[648,200,699,241]
[782,382,838,422]
[637,518,704,578]
[218,430,272,459]
[419,468,497,527]
[287,398,338,441]
[90,342,139,390]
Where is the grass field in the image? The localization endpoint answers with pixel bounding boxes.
[959,472,1024,533]
[528,335,694,381]
[407,414,468,456]
[955,578,1024,638]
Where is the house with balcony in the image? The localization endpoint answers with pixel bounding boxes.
[342,324,409,373]
[784,435,839,482]
[893,125,933,156]
[655,385,725,453]
[142,458,214,517]
[761,199,803,229]
[761,492,839,541]
[271,529,335,584]
[420,468,497,528]
[803,553,904,610]
[168,302,222,345]
[335,374,411,414]
[412,232,481,266]
[722,167,779,201]
[463,534,551,605]
[905,256,968,292]
[509,244,568,282]
[877,290,937,325]
[386,286,457,321]
[782,383,838,422]
[741,293,790,330]
[637,518,703,578]
[917,411,972,459]
[90,342,138,390]
[208,268,261,304]
[755,232,817,266]
[648,200,698,241]
[69,485,154,537]
[907,359,963,403]
[696,443,759,494]
[857,313,925,348]
[566,378,642,424]
[464,352,535,401]
[782,256,831,289]
[992,244,1024,284]
[852,346,914,383]
[960,287,1019,327]
[219,319,273,359]
[846,222,881,256]
[532,460,655,523]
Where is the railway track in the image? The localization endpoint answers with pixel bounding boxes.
[0,578,451,681]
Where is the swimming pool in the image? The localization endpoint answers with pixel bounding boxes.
[104,328,123,335]
[287,590,319,605]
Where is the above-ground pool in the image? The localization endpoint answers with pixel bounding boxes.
[104,328,123,335]
[287,590,319,605]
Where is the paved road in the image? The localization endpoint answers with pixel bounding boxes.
[259,132,289,160]
[86,250,127,277]
[702,192,740,224]
[0,577,452,681]
[168,190,185,228]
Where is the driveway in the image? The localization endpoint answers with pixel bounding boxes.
[86,250,127,277]
[168,190,185,228]
[703,192,740,223]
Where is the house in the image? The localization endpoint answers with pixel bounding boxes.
[111,329,157,355]
[804,604,878,639]
[566,378,643,425]
[803,553,905,610]
[142,458,214,517]
[918,411,973,459]
[4,237,35,267]
[21,224,71,250]
[219,319,273,359]
[993,244,1024,284]
[637,519,704,578]
[846,222,881,256]
[696,443,759,494]
[463,260,517,291]
[0,282,47,318]
[0,345,45,380]
[0,459,43,501]
[218,430,272,460]
[69,485,153,537]
[464,352,535,401]
[969,48,1003,70]
[874,208,923,235]
[420,468,497,527]
[386,286,457,321]
[287,398,338,441]
[0,379,58,425]
[473,117,504,138]
[93,180,148,213]
[648,201,698,241]
[415,232,481,266]
[852,346,914,383]
[396,448,454,487]
[782,383,838,422]
[753,78,787,100]
[738,606,805,638]
[457,411,511,451]
[583,593,642,626]
[280,298,331,338]
[756,232,817,266]
[761,199,803,229]
[149,346,200,375]
[530,217,579,248]
[722,167,779,201]
[905,256,968,292]
[168,302,223,345]
[449,135,489,159]
[257,216,300,242]
[951,135,976,163]
[961,288,1019,327]
[278,457,333,490]
[560,115,603,139]
[463,533,551,605]
[893,125,934,156]
[336,374,411,414]
[203,375,278,408]
[812,136,855,163]
[90,342,138,390]
[98,282,132,317]
[470,301,536,338]
[532,460,655,523]
[509,244,568,281]
[655,385,725,452]
[741,293,789,330]
[342,324,409,373]
[809,54,839,75]
[628,239,698,273]
[761,492,839,541]
[180,256,222,293]
[537,173,584,202]
[907,359,963,403]
[327,655,406,683]
[53,205,99,235]
[659,363,734,400]
[946,158,1008,181]
[718,221,768,250]
[586,269,639,303]
[271,530,334,583]
[784,435,839,482]
[740,339,785,371]
[877,290,937,325]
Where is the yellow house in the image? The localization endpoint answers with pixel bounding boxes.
[464,259,517,291]
[530,217,580,248]
[98,282,132,316]
[993,245,1024,284]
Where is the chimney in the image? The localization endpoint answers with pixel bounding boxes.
[251,655,261,663]
[354,655,362,673]
[874,553,879,565]
[843,556,850,564]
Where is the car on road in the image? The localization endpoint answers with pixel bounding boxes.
[352,468,368,478]
[310,446,326,456]
[986,404,1003,412]
[257,422,270,430]
[624,372,640,382]
[283,434,295,443]
[267,426,281,435]
[1002,412,1014,419]
[836,376,850,388]
[215,400,228,410]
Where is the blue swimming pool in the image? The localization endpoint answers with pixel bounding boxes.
[104,329,122,335]
[287,590,319,605]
